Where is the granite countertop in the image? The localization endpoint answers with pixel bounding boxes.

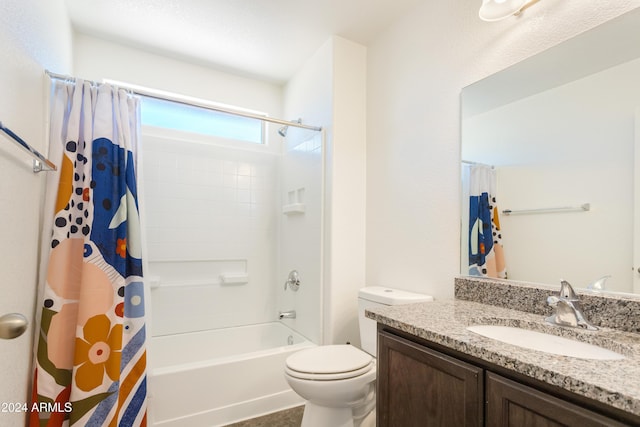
[366,299,640,417]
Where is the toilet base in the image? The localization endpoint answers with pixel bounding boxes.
[300,402,354,427]
[300,402,376,427]
[357,408,376,427]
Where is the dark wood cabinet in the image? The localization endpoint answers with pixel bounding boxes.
[377,331,483,427]
[377,328,636,427]
[486,372,627,427]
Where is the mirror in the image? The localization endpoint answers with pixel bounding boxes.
[461,8,640,295]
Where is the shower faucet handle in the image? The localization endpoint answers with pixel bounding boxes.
[285,270,300,291]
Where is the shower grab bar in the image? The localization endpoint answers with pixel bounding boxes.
[0,122,57,172]
[502,203,590,216]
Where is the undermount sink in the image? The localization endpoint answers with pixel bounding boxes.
[467,325,625,360]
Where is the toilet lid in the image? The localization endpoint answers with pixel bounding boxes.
[285,361,374,381]
[285,345,373,377]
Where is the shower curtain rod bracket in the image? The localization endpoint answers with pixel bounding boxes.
[33,159,45,173]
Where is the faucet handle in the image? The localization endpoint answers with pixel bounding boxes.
[284,270,300,291]
[546,295,560,307]
[587,275,611,292]
[559,280,579,301]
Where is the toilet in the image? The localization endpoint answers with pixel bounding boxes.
[284,286,433,427]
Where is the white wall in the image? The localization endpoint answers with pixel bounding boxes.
[284,36,367,345]
[0,1,72,425]
[366,0,640,300]
[463,57,640,292]
[329,38,367,345]
[73,33,282,118]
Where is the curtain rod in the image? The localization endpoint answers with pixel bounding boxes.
[45,70,323,133]
[462,159,495,168]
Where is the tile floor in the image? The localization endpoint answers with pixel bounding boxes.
[225,406,304,427]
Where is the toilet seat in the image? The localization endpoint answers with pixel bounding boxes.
[285,345,373,381]
[285,361,374,381]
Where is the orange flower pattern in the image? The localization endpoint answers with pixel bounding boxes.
[74,315,123,392]
[116,238,127,258]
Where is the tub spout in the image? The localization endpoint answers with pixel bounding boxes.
[279,310,296,319]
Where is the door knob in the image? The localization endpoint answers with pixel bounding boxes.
[0,313,28,339]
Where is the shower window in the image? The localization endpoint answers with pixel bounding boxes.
[140,95,266,144]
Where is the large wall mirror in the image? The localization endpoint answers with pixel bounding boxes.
[461,8,640,295]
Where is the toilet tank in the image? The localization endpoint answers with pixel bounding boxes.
[358,286,434,356]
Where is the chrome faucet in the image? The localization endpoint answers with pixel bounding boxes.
[546,280,598,331]
[278,310,296,320]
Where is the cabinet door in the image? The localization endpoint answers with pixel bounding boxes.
[486,372,629,427]
[377,331,483,427]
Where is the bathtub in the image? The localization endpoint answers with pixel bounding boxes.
[149,322,315,426]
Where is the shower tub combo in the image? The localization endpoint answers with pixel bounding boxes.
[149,322,314,426]
[141,118,323,426]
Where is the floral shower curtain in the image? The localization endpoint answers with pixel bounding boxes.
[30,79,147,426]
[467,164,507,279]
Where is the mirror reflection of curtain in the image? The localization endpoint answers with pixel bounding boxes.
[465,164,507,278]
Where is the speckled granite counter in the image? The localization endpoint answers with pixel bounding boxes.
[366,298,640,417]
[455,276,640,333]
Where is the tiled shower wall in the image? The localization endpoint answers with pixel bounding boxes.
[141,130,280,336]
[278,129,323,344]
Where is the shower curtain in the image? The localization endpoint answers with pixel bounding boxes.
[30,80,147,426]
[467,164,507,279]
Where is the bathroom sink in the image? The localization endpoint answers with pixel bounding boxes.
[466,325,625,360]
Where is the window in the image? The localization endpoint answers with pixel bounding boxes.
[140,95,265,144]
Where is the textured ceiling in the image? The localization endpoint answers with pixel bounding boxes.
[65,0,422,83]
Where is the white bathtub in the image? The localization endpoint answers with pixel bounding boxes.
[149,322,315,426]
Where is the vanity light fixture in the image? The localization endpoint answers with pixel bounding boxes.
[479,0,540,22]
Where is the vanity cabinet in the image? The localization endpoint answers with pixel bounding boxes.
[377,329,632,427]
[377,330,483,426]
[486,372,627,427]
